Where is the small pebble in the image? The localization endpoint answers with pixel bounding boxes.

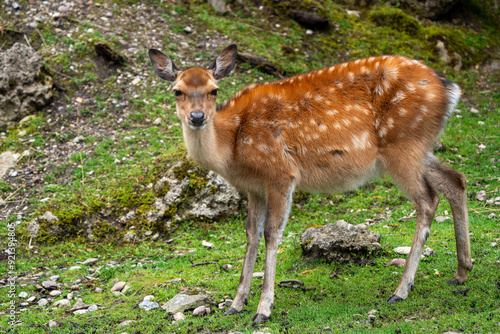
[50,290,62,297]
[173,312,186,321]
[38,298,49,306]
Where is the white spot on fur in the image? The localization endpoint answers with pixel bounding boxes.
[399,107,407,116]
[233,116,240,125]
[341,118,351,126]
[351,131,370,150]
[391,90,406,104]
[379,127,387,137]
[419,79,429,87]
[318,124,328,132]
[406,83,416,93]
[312,133,320,140]
[314,95,323,102]
[387,117,394,129]
[326,109,338,116]
[420,105,428,113]
[426,92,436,100]
[334,123,342,129]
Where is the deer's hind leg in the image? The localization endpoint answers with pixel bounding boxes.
[381,149,441,303]
[425,155,473,284]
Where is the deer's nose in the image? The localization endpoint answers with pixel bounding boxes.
[189,111,206,126]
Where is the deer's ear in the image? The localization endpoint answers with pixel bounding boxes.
[208,44,237,80]
[148,49,180,82]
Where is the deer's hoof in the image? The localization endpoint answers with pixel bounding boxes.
[447,276,467,285]
[252,313,269,324]
[387,294,404,303]
[224,307,240,316]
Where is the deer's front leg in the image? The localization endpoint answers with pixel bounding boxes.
[253,182,295,324]
[225,192,266,315]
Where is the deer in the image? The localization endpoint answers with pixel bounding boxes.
[148,44,473,323]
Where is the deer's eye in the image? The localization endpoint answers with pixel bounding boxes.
[173,90,182,96]
[210,89,218,96]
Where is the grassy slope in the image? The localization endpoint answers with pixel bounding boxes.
[1,0,499,333]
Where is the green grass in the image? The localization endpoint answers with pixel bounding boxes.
[0,0,499,332]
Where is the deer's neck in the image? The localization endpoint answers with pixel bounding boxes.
[182,118,233,176]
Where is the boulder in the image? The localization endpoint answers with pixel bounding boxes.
[0,43,53,129]
[147,160,242,224]
[161,290,215,314]
[301,220,382,263]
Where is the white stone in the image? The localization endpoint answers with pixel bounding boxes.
[193,305,206,316]
[18,292,29,298]
[202,240,214,249]
[50,290,62,297]
[48,320,61,328]
[81,258,98,265]
[88,304,98,312]
[111,281,126,292]
[253,272,265,278]
[173,312,185,321]
[38,298,49,306]
[393,246,411,255]
[54,299,71,308]
[68,266,81,271]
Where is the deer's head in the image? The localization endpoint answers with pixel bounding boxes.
[148,45,237,130]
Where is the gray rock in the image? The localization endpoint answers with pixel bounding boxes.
[49,290,62,297]
[73,309,89,315]
[27,296,36,303]
[301,220,382,263]
[69,298,89,312]
[161,290,215,314]
[18,291,29,298]
[68,266,81,271]
[95,287,103,293]
[0,151,20,178]
[49,275,61,282]
[173,312,186,321]
[111,281,126,292]
[54,299,71,308]
[48,320,61,328]
[139,300,159,311]
[0,43,53,129]
[208,0,226,13]
[423,247,436,257]
[38,298,49,306]
[386,258,406,267]
[388,0,459,18]
[148,160,242,224]
[87,304,98,312]
[27,219,40,238]
[41,280,58,290]
[476,190,487,201]
[81,258,98,265]
[394,246,412,255]
[117,320,136,327]
[193,305,207,316]
[123,232,136,242]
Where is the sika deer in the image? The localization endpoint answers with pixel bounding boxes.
[148,45,472,323]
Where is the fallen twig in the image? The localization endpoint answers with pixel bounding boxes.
[452,288,470,296]
[191,261,217,267]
